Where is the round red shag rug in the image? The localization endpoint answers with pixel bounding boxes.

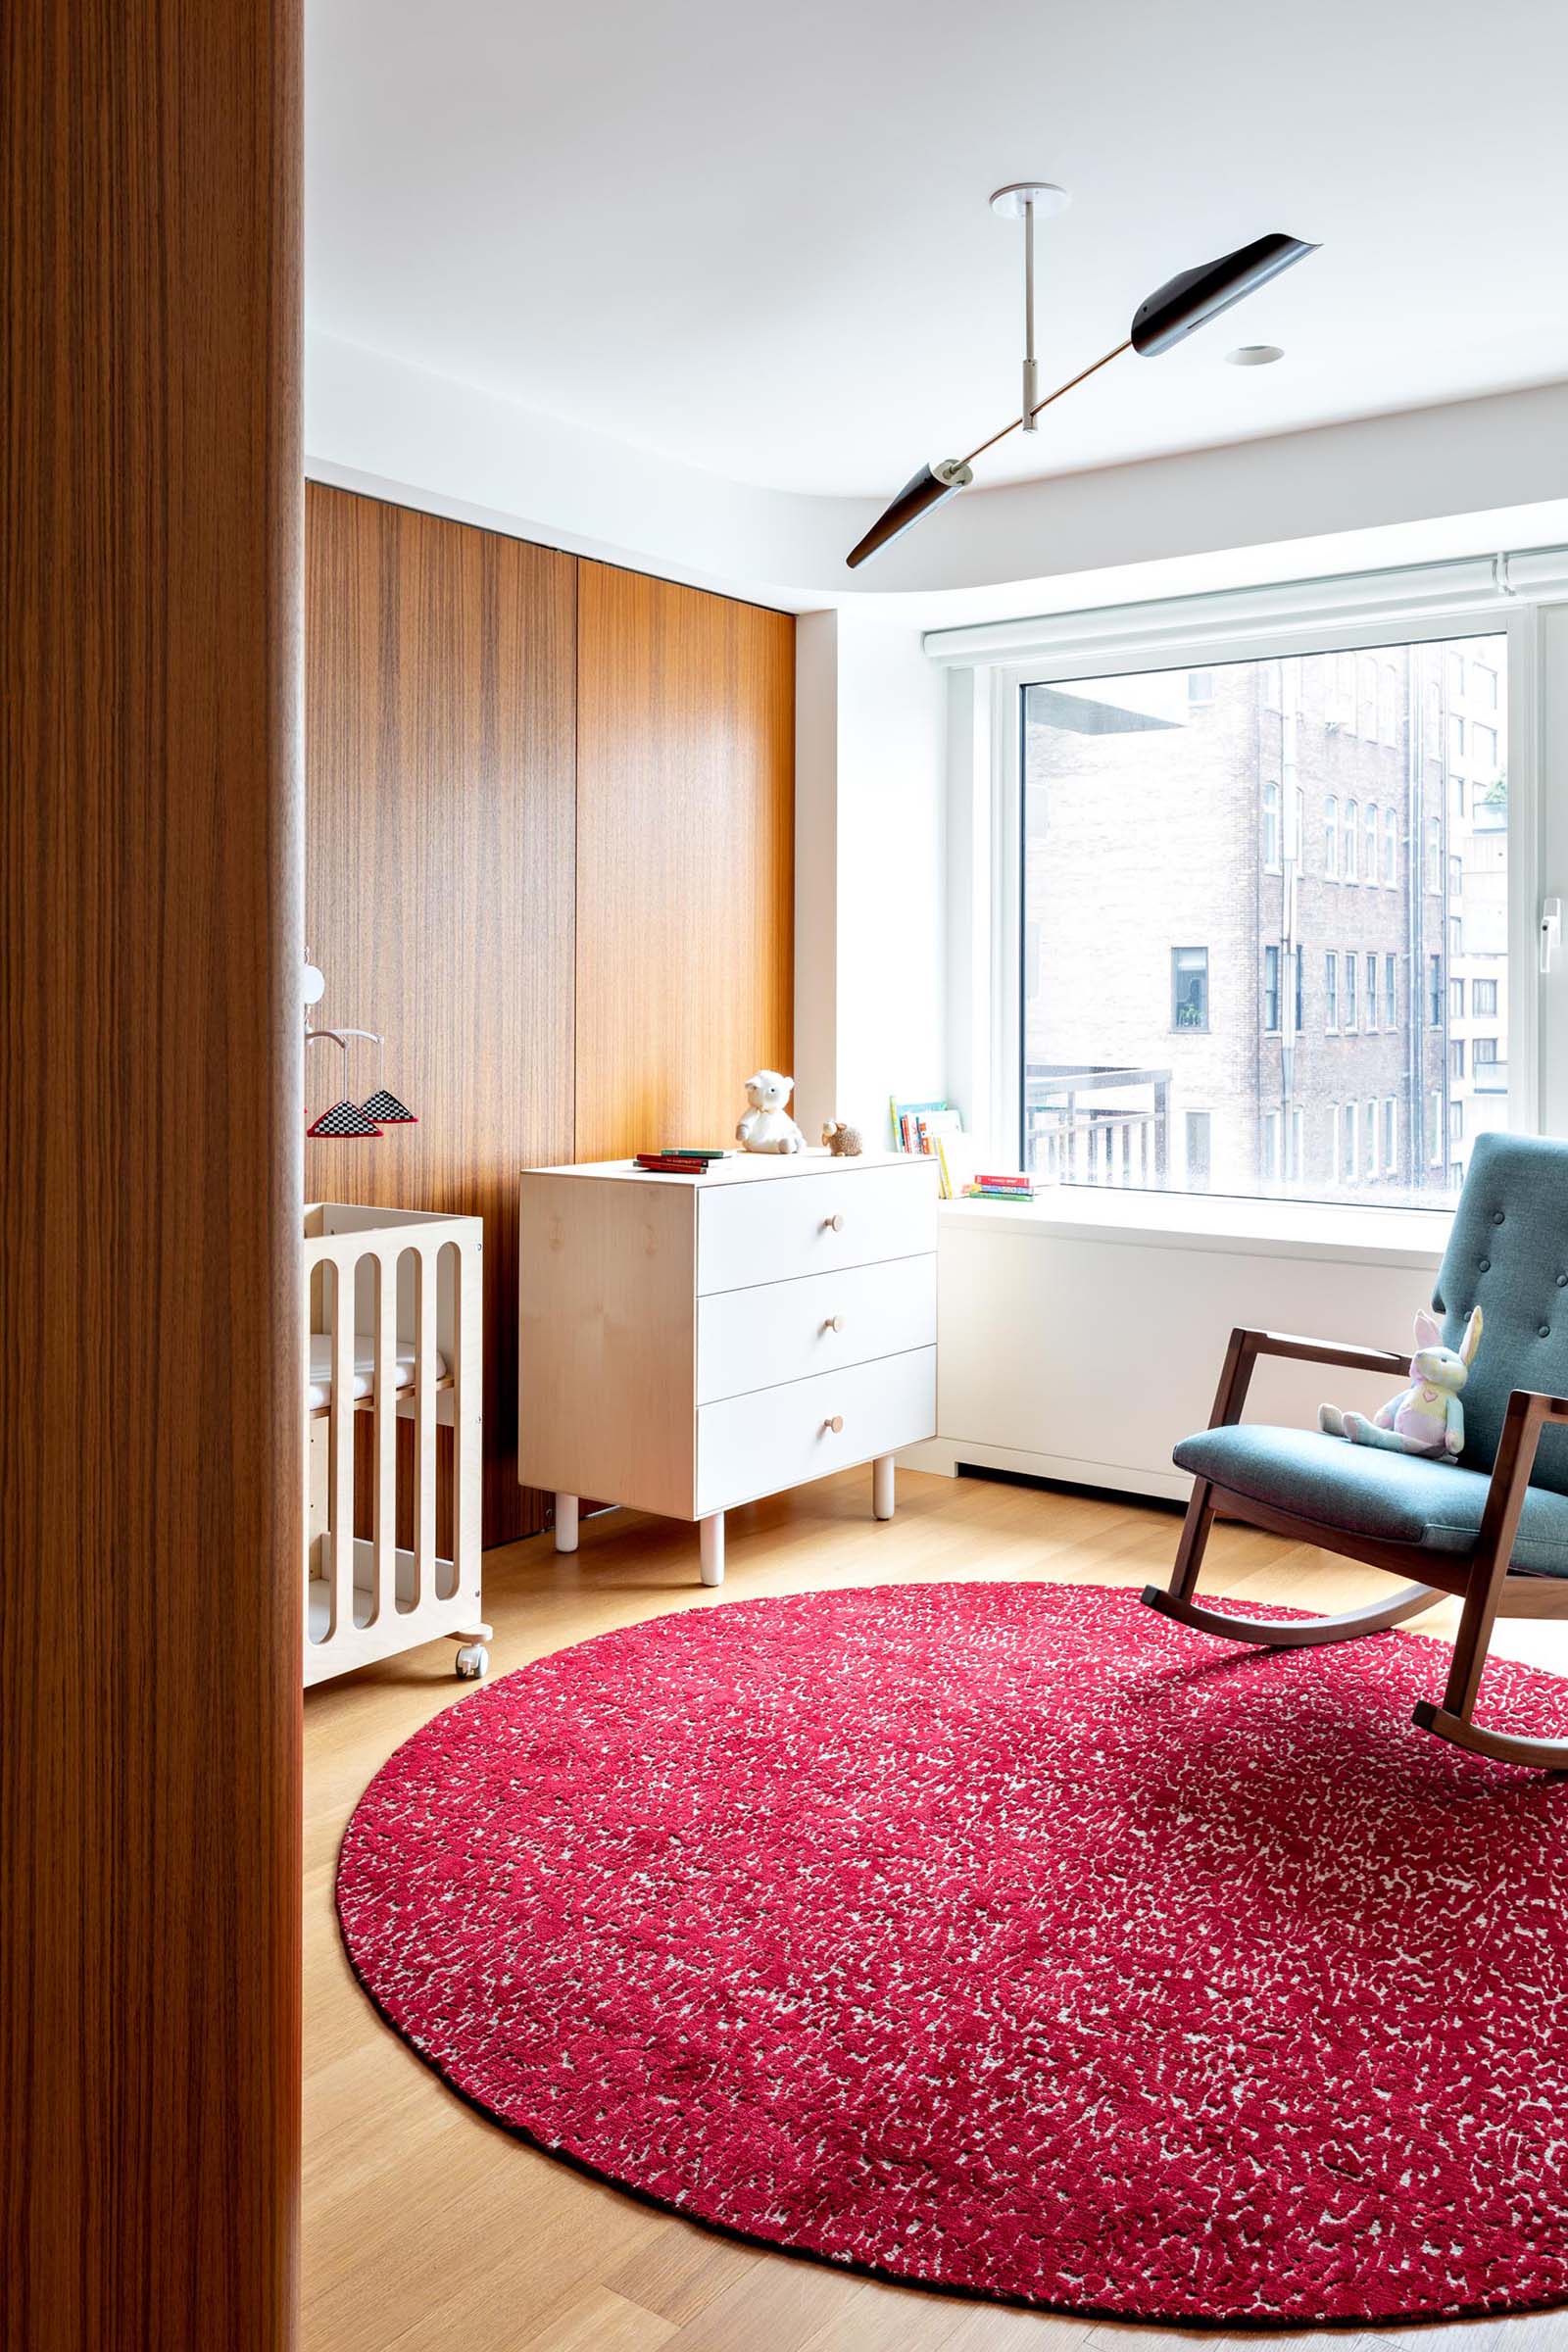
[336,1583,1568,2328]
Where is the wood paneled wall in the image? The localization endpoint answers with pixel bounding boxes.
[305,486,577,1545]
[3,0,303,2343]
[574,562,796,1161]
[305,513,795,1549]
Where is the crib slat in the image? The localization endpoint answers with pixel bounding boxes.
[372,1248,397,1626]
[452,1236,482,1603]
[413,1245,437,1608]
[329,1257,356,1639]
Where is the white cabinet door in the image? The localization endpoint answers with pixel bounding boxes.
[697,1163,938,1295]
[697,1255,937,1403]
[696,1347,936,1516]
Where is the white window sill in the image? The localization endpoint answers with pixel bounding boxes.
[939,1185,1449,1269]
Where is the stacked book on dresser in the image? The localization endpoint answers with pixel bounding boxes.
[632,1148,727,1175]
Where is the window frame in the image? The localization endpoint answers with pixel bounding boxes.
[944,590,1542,1208]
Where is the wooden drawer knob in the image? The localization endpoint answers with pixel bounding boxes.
[824,1313,846,1333]
[822,1414,844,1434]
[823,1212,845,1232]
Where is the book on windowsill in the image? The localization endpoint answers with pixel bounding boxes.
[889,1096,952,1154]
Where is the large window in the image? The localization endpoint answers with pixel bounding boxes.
[1019,631,1509,1207]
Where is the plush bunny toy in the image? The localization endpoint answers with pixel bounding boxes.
[1319,1305,1483,1459]
[736,1070,806,1155]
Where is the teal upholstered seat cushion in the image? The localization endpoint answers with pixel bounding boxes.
[1172,1423,1568,1578]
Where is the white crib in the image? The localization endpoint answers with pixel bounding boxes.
[304,1203,488,1687]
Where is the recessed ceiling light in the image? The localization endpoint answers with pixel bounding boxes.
[1226,343,1284,367]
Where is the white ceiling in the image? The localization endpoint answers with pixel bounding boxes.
[307,0,1568,504]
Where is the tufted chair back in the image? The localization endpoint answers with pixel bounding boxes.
[1432,1133,1568,1493]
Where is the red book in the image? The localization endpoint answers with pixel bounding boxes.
[634,1154,708,1173]
[974,1172,1031,1191]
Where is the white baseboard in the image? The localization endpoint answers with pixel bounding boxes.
[907,1436,1188,1503]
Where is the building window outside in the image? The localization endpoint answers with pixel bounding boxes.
[1449,1040,1465,1080]
[1343,1102,1358,1185]
[1472,663,1497,709]
[1475,1035,1499,1066]
[1383,1097,1396,1175]
[1474,722,1497,771]
[1449,714,1465,764]
[1449,1098,1464,1146]
[1334,654,1355,726]
[1018,630,1509,1211]
[1450,977,1465,1020]
[1172,948,1209,1030]
[1357,656,1378,737]
[1429,1092,1444,1165]
[1186,1110,1211,1188]
[1188,669,1214,705]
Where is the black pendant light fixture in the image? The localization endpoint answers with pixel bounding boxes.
[846,194,1318,569]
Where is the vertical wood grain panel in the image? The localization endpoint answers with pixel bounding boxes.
[304,485,575,1544]
[574,563,795,1161]
[1,0,302,2343]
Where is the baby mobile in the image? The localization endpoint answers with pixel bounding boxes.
[303,961,417,1138]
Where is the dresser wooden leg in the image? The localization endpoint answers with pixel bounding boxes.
[699,1513,725,1587]
[555,1494,579,1553]
[873,1454,895,1521]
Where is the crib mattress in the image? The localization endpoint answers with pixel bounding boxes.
[308,1332,450,1413]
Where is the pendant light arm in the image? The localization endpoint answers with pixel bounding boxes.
[959,337,1133,470]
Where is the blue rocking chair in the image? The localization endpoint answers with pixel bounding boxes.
[1143,1133,1568,1771]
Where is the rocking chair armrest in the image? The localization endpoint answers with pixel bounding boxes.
[1472,1386,1568,1555]
[1206,1327,1412,1429]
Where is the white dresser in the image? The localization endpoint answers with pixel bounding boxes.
[517,1150,939,1582]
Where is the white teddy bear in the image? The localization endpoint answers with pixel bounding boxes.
[736,1070,806,1155]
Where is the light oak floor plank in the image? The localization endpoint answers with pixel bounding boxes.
[303,1466,1568,2351]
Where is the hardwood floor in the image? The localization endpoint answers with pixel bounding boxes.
[304,1468,1568,2352]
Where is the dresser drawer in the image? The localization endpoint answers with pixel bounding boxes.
[696,1347,935,1517]
[697,1255,936,1404]
[696,1163,938,1295]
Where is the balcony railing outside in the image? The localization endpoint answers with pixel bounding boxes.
[1025,1062,1172,1188]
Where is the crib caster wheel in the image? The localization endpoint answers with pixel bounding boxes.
[455,1643,489,1680]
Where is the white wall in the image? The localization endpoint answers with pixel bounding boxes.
[793,610,947,1150]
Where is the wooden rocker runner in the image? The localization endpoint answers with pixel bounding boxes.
[1143,1133,1568,1773]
